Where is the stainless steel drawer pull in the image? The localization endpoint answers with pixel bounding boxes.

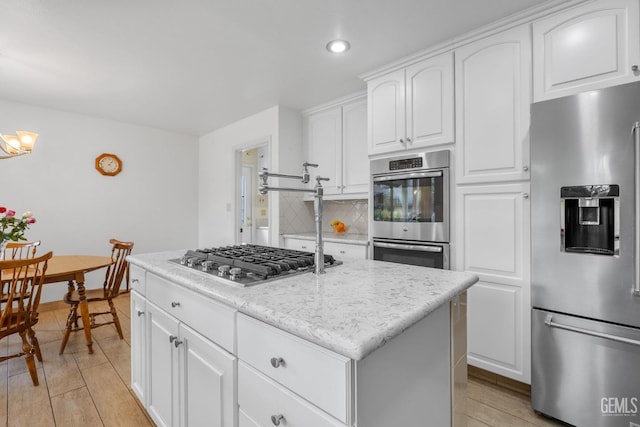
[270,357,284,368]
[171,301,180,308]
[131,279,139,283]
[271,414,285,426]
[136,310,144,317]
[544,315,640,347]
[169,335,178,344]
[174,339,183,348]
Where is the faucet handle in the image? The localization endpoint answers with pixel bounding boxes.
[302,162,318,184]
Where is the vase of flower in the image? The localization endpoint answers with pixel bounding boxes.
[0,207,37,261]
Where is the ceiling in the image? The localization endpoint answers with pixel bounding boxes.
[0,0,549,136]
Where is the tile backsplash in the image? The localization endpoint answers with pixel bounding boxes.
[280,192,368,235]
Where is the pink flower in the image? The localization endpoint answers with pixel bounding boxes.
[0,207,5,213]
[28,218,36,224]
[6,210,15,217]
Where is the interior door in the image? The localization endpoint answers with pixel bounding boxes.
[240,165,254,244]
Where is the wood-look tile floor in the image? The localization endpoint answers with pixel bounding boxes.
[0,294,566,427]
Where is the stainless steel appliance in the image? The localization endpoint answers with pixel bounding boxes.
[531,82,640,426]
[169,245,340,287]
[371,150,450,269]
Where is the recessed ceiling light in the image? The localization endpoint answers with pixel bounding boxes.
[326,39,350,54]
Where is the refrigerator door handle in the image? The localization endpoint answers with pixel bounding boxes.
[544,314,640,347]
[634,122,640,296]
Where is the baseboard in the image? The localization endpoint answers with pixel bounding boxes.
[468,365,531,396]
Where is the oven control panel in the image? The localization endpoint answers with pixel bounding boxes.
[389,157,423,171]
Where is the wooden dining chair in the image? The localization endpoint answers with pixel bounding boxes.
[59,239,134,354]
[0,251,53,386]
[5,240,41,260]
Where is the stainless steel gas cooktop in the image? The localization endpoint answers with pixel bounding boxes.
[169,244,341,287]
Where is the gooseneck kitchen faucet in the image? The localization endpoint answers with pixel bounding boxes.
[258,162,329,275]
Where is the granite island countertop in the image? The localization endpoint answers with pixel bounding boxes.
[128,250,478,360]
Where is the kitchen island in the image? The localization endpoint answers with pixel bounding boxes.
[127,250,478,427]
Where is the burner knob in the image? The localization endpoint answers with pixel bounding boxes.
[180,256,189,265]
[186,257,200,268]
[229,267,244,280]
[201,261,215,272]
[218,265,231,276]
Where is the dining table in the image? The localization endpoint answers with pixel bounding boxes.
[43,255,114,354]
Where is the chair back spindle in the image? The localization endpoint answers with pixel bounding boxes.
[103,239,133,298]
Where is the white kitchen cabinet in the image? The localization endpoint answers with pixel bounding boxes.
[532,0,640,101]
[455,24,531,184]
[283,236,368,260]
[140,273,237,427]
[367,51,454,155]
[305,94,368,198]
[455,183,531,382]
[130,290,147,406]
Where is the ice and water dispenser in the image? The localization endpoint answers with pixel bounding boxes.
[560,185,620,256]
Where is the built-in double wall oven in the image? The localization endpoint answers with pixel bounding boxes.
[371,150,450,269]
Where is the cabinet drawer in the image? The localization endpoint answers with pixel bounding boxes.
[129,265,146,295]
[237,314,351,423]
[324,241,368,261]
[238,362,346,427]
[146,273,236,353]
[283,238,313,252]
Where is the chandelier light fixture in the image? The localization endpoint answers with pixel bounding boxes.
[0,131,39,159]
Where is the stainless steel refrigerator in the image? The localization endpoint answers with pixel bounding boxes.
[531,82,640,427]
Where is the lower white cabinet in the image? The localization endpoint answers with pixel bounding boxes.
[132,271,238,427]
[283,237,368,261]
[455,183,531,383]
[130,290,147,406]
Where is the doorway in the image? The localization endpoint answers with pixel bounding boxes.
[235,141,271,245]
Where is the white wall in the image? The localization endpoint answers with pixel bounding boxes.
[198,105,304,248]
[0,99,199,301]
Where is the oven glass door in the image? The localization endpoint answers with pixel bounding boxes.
[373,239,449,269]
[373,171,444,223]
[372,169,449,242]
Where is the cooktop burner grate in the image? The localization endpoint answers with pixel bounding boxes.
[168,244,339,286]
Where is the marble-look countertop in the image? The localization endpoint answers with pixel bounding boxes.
[282,232,369,245]
[128,250,478,360]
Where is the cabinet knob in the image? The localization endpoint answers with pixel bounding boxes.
[633,65,639,72]
[523,166,529,172]
[406,137,412,143]
[399,138,405,144]
[137,310,144,317]
[523,193,530,199]
[171,301,181,308]
[271,414,285,426]
[270,357,285,368]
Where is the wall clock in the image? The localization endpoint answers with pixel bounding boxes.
[95,153,123,176]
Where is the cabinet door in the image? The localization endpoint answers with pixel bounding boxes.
[341,98,369,195]
[455,183,531,382]
[307,107,341,195]
[368,69,406,154]
[405,52,454,149]
[533,0,640,101]
[180,324,237,427]
[130,291,147,406]
[147,301,180,427]
[455,25,531,184]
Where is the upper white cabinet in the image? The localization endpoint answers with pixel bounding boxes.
[305,95,368,199]
[455,24,531,184]
[533,0,640,101]
[367,51,454,155]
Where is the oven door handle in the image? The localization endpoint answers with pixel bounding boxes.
[373,170,443,182]
[373,241,443,253]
